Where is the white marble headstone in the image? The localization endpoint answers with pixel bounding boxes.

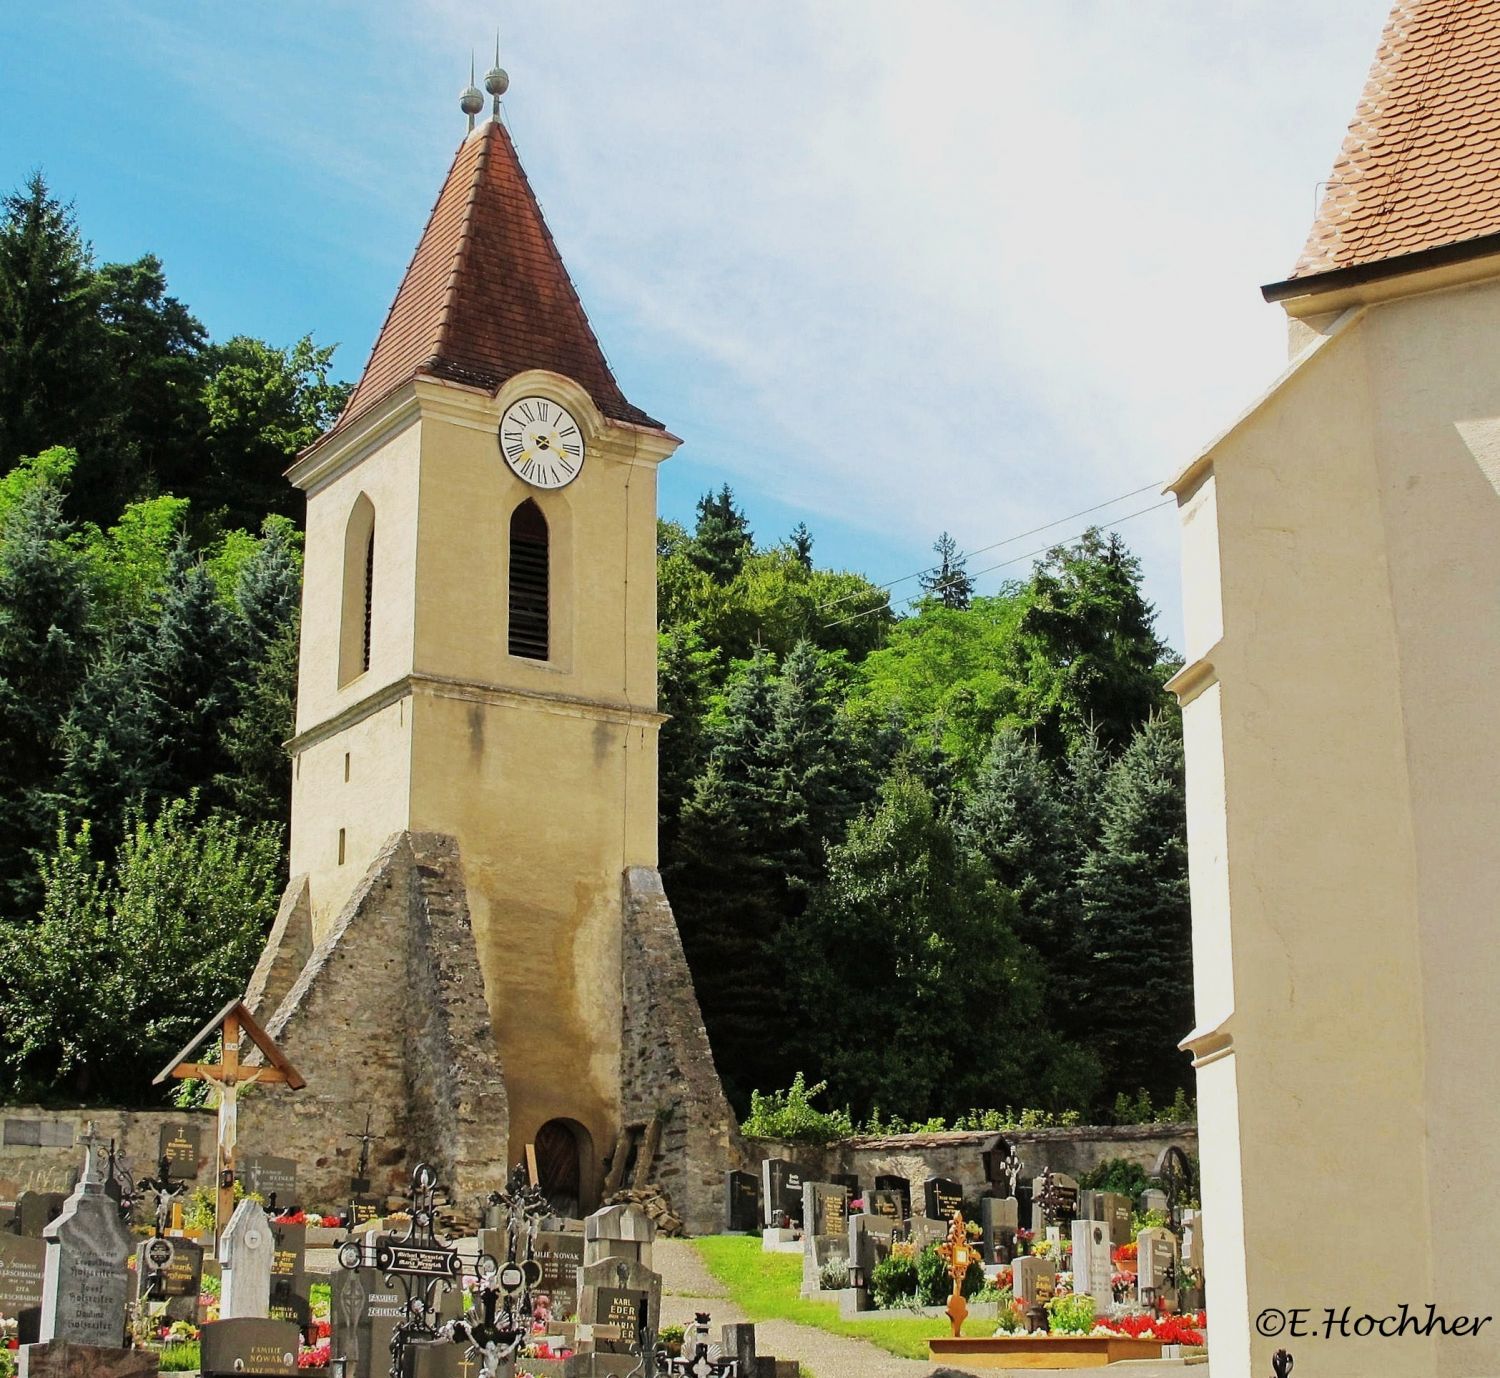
[1070,1218,1114,1308]
[219,1198,274,1319]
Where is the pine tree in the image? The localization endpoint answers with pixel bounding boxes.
[232,516,302,657]
[656,621,718,858]
[0,468,98,909]
[217,622,297,829]
[959,731,1075,968]
[690,484,753,583]
[0,174,101,469]
[1077,713,1192,1102]
[789,522,814,570]
[918,532,974,610]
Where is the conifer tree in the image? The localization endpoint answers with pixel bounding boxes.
[1078,712,1192,1102]
[656,621,717,856]
[0,468,97,908]
[0,175,100,468]
[785,769,1098,1119]
[919,531,974,610]
[789,521,814,570]
[690,484,753,583]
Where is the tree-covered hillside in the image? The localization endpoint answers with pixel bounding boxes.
[0,174,1194,1119]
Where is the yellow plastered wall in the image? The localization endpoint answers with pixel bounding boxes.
[1172,272,1500,1378]
[287,371,675,1179]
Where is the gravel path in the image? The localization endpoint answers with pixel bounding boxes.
[654,1239,1210,1378]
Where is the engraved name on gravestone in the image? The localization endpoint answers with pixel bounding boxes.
[0,1234,45,1342]
[533,1227,586,1320]
[268,1221,309,1330]
[759,1160,803,1228]
[923,1177,963,1222]
[1011,1255,1055,1307]
[240,1155,297,1212]
[331,1266,462,1378]
[1094,1191,1133,1246]
[199,1316,301,1377]
[220,1199,274,1319]
[1137,1227,1179,1307]
[578,1256,662,1345]
[158,1124,203,1183]
[37,1134,134,1348]
[803,1182,848,1239]
[865,1189,903,1222]
[135,1234,204,1325]
[871,1175,911,1219]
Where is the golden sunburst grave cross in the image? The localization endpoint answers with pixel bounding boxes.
[937,1209,976,1337]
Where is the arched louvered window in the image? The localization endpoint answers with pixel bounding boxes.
[509,499,549,660]
[339,494,376,685]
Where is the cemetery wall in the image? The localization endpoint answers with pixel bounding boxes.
[745,1123,1197,1199]
[0,1107,214,1197]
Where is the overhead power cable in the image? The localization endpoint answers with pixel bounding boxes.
[819,480,1165,611]
[821,497,1176,631]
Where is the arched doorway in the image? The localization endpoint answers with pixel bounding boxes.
[534,1118,594,1218]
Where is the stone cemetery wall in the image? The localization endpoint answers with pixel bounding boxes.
[619,866,736,1236]
[239,832,508,1207]
[743,1123,1198,1203]
[1,1108,213,1201]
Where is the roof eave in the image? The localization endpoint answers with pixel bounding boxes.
[1264,229,1500,303]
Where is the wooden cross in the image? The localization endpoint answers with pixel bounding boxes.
[152,998,305,1238]
[937,1210,974,1338]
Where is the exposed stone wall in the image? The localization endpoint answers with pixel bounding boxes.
[0,1108,215,1198]
[243,873,311,1020]
[745,1124,1200,1201]
[620,867,736,1235]
[238,832,508,1207]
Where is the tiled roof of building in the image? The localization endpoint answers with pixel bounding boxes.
[335,119,659,434]
[1288,0,1500,283]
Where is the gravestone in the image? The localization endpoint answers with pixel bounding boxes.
[0,1234,45,1342]
[906,1215,946,1250]
[1137,1227,1179,1307]
[267,1221,308,1331]
[533,1226,587,1320]
[1183,1208,1204,1272]
[724,1171,760,1233]
[1011,1255,1056,1307]
[35,1141,134,1349]
[219,1199,274,1319]
[1030,1172,1079,1231]
[583,1202,654,1268]
[871,1175,911,1219]
[1070,1218,1114,1308]
[577,1256,662,1349]
[760,1159,803,1228]
[1094,1191,1133,1246]
[199,1317,301,1376]
[1141,1187,1169,1217]
[829,1172,861,1199]
[801,1182,848,1240]
[134,1235,204,1325]
[865,1189,904,1223]
[15,1193,67,1240]
[846,1212,895,1290]
[979,1196,1018,1265]
[240,1155,298,1212]
[922,1177,963,1222]
[720,1323,758,1375]
[16,1342,157,1376]
[157,1124,203,1183]
[330,1266,463,1378]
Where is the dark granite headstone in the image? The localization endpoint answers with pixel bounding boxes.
[872,1175,911,1218]
[923,1176,963,1221]
[725,1171,760,1233]
[759,1159,803,1228]
[801,1182,848,1240]
[267,1221,308,1331]
[578,1256,662,1346]
[865,1189,903,1222]
[533,1227,586,1320]
[240,1156,298,1211]
[199,1317,301,1376]
[15,1193,67,1240]
[330,1265,463,1378]
[157,1125,203,1183]
[0,1233,45,1318]
[829,1173,861,1200]
[980,1196,1019,1265]
[134,1236,204,1324]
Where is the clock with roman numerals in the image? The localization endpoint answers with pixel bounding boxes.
[498,395,584,489]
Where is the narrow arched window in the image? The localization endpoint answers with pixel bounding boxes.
[509,499,549,660]
[340,494,376,685]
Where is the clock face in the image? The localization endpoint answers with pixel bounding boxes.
[499,396,583,489]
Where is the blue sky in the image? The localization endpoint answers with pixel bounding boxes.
[0,1,1394,647]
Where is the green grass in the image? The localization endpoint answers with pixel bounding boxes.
[692,1235,989,1361]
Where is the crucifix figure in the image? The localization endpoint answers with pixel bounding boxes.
[136,1154,188,1238]
[152,999,305,1237]
[348,1111,383,1192]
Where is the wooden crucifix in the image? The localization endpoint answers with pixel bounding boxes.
[153,998,305,1237]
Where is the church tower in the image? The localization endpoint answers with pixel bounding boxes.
[240,67,735,1232]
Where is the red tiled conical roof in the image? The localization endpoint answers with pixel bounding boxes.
[336,120,659,433]
[1287,0,1500,283]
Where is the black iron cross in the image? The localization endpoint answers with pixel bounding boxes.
[347,1111,383,1189]
[136,1155,187,1239]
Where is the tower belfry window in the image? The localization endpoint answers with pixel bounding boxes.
[362,525,374,673]
[339,494,376,686]
[509,499,549,660]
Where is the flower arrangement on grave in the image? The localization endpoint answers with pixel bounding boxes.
[1093,1309,1206,1346]
[297,1339,331,1368]
[1047,1293,1097,1335]
[1111,1270,1135,1301]
[1112,1241,1138,1265]
[990,1292,1026,1334]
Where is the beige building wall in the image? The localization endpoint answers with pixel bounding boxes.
[1171,266,1500,1378]
[286,369,675,1179]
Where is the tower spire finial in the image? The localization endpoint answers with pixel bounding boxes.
[485,30,510,119]
[460,51,484,132]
